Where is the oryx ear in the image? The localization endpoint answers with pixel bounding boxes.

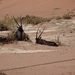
[38,28,45,38]
[13,16,20,27]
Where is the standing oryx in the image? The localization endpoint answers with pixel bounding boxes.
[35,27,58,46]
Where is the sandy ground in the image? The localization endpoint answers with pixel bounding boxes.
[0,0,75,19]
[0,19,75,75]
[0,0,75,75]
[0,50,75,75]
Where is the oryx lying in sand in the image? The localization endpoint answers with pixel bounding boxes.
[13,16,25,41]
[35,27,58,46]
[13,16,31,41]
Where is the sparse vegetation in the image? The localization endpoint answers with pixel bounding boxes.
[53,8,61,10]
[63,13,71,19]
[22,15,51,25]
[0,15,51,29]
[7,30,17,41]
[24,32,31,41]
[55,35,61,46]
[0,23,9,31]
[55,16,62,20]
[0,16,15,30]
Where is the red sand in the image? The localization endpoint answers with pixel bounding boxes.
[0,50,75,75]
[0,0,75,19]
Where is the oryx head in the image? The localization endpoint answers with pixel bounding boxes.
[13,16,25,40]
[13,16,23,32]
[36,26,45,42]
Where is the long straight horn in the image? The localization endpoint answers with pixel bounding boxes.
[38,28,45,38]
[36,28,39,38]
[20,16,22,27]
[13,16,20,27]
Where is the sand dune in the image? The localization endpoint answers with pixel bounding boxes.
[0,0,75,18]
